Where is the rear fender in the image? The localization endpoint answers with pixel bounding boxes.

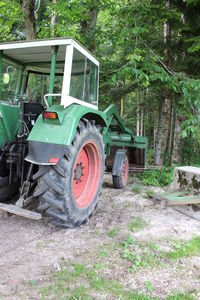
[26,104,107,165]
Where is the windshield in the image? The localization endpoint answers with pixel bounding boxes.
[70,48,98,105]
[26,72,63,105]
[1,62,19,102]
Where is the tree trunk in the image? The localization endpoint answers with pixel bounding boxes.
[51,0,56,37]
[162,0,172,164]
[80,2,99,51]
[163,97,173,165]
[169,103,176,165]
[154,98,165,166]
[20,0,37,40]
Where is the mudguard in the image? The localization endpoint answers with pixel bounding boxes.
[25,104,107,165]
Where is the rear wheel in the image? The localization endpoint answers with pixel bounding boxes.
[34,120,105,228]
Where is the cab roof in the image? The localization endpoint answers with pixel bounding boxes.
[0,38,99,66]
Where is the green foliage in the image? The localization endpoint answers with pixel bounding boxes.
[140,168,174,187]
[0,0,200,165]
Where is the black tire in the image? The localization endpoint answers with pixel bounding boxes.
[0,176,19,202]
[34,120,105,228]
[112,154,129,189]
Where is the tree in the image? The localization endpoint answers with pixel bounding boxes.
[20,0,37,40]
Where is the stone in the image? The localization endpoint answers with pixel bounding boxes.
[173,166,200,194]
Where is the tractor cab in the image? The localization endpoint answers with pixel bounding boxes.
[0,38,99,147]
[0,38,98,108]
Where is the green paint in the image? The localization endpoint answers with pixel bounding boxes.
[48,46,58,107]
[28,101,148,163]
[27,104,107,145]
[0,102,19,144]
[94,66,97,103]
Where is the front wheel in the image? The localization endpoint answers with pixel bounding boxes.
[112,154,129,189]
[34,120,105,228]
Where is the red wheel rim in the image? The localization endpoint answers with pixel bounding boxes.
[72,141,101,208]
[122,160,128,185]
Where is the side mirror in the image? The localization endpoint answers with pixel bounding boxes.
[3,73,10,85]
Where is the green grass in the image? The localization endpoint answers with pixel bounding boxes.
[166,293,195,300]
[108,228,117,237]
[145,190,154,198]
[168,236,200,259]
[29,246,198,300]
[107,226,121,238]
[28,235,200,299]
[132,185,142,194]
[121,235,164,271]
[121,235,200,273]
[128,217,148,232]
[98,249,108,258]
[145,281,154,293]
[39,262,153,300]
[68,286,91,300]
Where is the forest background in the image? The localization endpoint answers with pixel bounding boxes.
[0,0,199,167]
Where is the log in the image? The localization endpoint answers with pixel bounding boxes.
[0,203,42,220]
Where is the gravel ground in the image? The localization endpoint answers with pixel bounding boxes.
[0,173,200,299]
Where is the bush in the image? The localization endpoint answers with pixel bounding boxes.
[140,167,174,187]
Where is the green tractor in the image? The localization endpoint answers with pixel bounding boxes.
[0,38,147,227]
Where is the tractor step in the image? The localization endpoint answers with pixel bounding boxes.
[0,203,42,220]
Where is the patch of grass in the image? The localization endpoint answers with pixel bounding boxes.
[122,235,165,271]
[74,263,86,277]
[108,228,118,238]
[145,281,154,293]
[108,228,117,237]
[98,249,108,258]
[124,292,153,300]
[91,276,123,296]
[145,190,154,198]
[69,286,91,300]
[166,293,195,300]
[168,236,200,259]
[38,261,153,300]
[132,185,142,194]
[128,217,148,232]
[95,263,105,270]
[141,167,174,187]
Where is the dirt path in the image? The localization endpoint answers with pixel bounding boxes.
[0,174,200,299]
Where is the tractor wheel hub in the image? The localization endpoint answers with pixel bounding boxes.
[74,163,83,181]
